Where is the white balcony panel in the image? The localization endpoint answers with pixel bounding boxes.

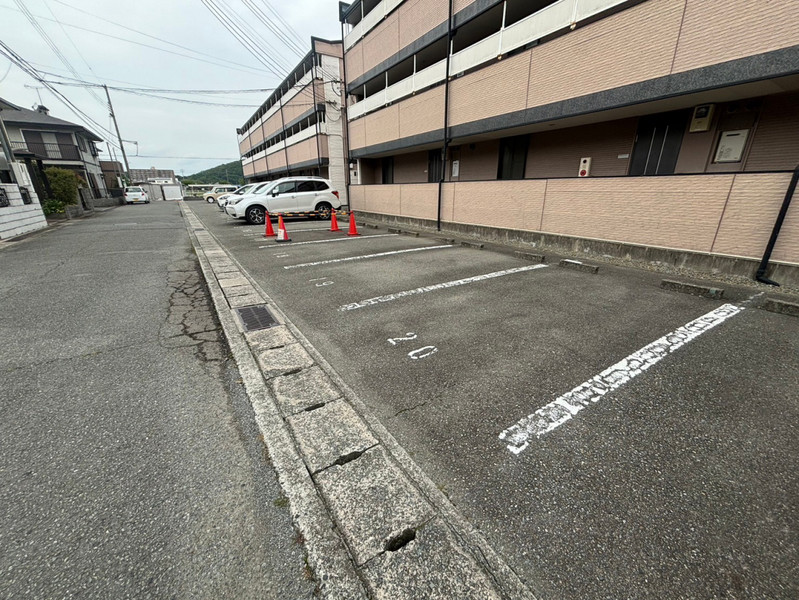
[450,31,501,75]
[575,0,627,22]
[414,59,446,90]
[385,76,413,104]
[501,0,576,54]
[348,101,367,120]
[344,0,404,50]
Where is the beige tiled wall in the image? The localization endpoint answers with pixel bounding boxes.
[243,161,255,177]
[349,86,444,151]
[672,0,799,74]
[352,0,799,144]
[286,137,320,167]
[711,172,798,263]
[349,173,799,263]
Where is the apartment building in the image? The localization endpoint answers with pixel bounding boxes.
[339,0,799,278]
[238,38,348,204]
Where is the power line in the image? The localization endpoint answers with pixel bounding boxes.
[0,40,121,148]
[41,79,263,107]
[12,0,106,108]
[47,0,276,77]
[0,2,274,78]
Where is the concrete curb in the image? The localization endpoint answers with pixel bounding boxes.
[179,203,537,600]
[559,258,599,274]
[661,279,725,299]
[515,251,546,263]
[761,297,799,317]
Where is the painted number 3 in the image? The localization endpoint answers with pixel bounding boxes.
[387,333,438,360]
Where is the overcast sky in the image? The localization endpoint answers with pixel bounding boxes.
[0,0,343,175]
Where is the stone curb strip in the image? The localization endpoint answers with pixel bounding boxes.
[558,258,599,274]
[179,203,537,600]
[761,297,799,317]
[660,279,724,299]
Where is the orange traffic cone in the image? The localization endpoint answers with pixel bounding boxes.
[276,214,291,243]
[329,210,340,232]
[347,211,360,237]
[264,211,276,237]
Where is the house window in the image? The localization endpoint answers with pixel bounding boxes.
[77,136,86,152]
[498,135,529,180]
[381,157,394,184]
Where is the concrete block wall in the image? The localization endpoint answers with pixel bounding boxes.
[0,183,47,240]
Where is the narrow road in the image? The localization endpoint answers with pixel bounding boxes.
[0,203,315,599]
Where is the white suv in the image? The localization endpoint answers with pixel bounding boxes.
[225,177,342,224]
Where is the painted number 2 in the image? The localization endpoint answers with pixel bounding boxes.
[387,332,438,360]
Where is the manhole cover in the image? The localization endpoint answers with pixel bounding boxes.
[235,305,278,332]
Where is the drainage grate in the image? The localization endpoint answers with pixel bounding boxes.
[235,304,278,332]
[194,228,204,231]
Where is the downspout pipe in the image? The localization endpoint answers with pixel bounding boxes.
[437,0,454,232]
[755,164,799,286]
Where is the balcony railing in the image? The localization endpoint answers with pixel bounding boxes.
[11,141,81,161]
[348,0,630,121]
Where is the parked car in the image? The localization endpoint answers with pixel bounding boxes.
[217,183,258,210]
[203,185,238,203]
[123,186,149,204]
[225,177,341,224]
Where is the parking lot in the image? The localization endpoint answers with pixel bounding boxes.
[190,201,798,600]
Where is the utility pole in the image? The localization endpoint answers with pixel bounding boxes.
[104,85,130,182]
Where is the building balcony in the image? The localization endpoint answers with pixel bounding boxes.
[10,141,82,161]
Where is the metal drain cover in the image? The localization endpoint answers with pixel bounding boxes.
[235,305,278,332]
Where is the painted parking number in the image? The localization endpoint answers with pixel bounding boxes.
[387,332,438,360]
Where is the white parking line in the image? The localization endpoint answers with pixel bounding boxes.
[499,303,744,454]
[339,264,548,311]
[283,245,453,269]
[258,234,397,248]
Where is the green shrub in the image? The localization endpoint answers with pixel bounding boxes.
[44,167,80,206]
[41,198,66,215]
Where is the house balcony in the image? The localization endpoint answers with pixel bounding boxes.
[11,141,82,161]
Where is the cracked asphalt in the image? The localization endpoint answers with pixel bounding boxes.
[0,204,316,599]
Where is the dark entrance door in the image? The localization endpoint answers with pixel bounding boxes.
[629,110,689,176]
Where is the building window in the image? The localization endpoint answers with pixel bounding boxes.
[428,150,443,183]
[77,136,86,152]
[381,157,394,184]
[498,135,529,180]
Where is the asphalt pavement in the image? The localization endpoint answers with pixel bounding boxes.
[189,200,798,600]
[0,204,315,599]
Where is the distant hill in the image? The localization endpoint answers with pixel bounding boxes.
[183,161,244,185]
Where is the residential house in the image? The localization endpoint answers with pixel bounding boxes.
[0,98,107,199]
[237,37,348,204]
[100,160,124,190]
[339,0,799,277]
[0,98,47,240]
